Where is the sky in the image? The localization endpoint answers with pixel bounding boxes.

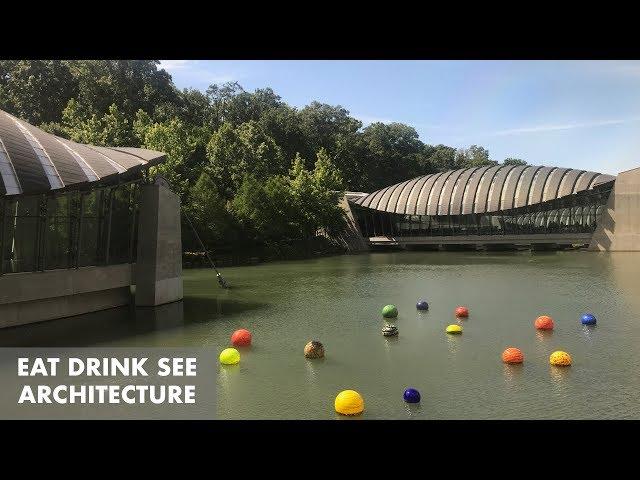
[159,60,640,175]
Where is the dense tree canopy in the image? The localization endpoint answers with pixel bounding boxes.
[0,60,528,259]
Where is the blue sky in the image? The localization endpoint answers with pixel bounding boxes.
[160,60,640,175]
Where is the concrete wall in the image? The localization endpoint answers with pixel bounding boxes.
[135,178,183,306]
[590,167,640,251]
[335,194,369,252]
[0,264,133,329]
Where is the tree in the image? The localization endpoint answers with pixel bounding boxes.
[58,101,136,147]
[134,112,208,198]
[230,174,298,242]
[503,157,527,166]
[205,83,283,128]
[312,149,347,234]
[257,104,307,164]
[424,144,457,171]
[205,121,285,199]
[455,145,497,168]
[0,60,78,124]
[360,122,427,189]
[297,102,362,162]
[184,172,239,248]
[66,60,179,120]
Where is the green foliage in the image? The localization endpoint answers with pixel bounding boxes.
[360,122,428,189]
[503,157,527,166]
[0,60,77,124]
[59,101,136,147]
[184,173,238,247]
[424,144,457,171]
[0,60,529,260]
[134,113,208,197]
[455,145,497,168]
[205,121,285,199]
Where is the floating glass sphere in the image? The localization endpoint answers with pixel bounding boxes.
[502,347,524,364]
[231,329,252,347]
[219,348,240,365]
[550,350,572,366]
[304,341,325,359]
[446,324,462,334]
[334,390,364,415]
[382,304,398,318]
[403,388,421,403]
[535,315,554,330]
[581,313,597,325]
[416,300,429,311]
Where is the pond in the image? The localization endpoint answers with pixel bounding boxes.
[2,251,639,419]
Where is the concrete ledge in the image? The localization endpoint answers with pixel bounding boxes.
[0,264,133,305]
[0,286,132,329]
[369,233,593,246]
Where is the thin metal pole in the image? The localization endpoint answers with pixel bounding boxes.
[105,188,114,265]
[67,194,74,269]
[128,184,137,263]
[0,199,4,275]
[38,195,48,272]
[75,193,84,269]
[183,210,221,275]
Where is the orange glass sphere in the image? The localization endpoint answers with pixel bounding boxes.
[231,329,252,347]
[534,315,554,330]
[502,347,524,364]
[455,306,469,318]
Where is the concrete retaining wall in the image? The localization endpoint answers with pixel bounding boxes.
[590,166,640,251]
[0,264,133,329]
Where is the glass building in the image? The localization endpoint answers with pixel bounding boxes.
[348,164,616,247]
[0,109,166,276]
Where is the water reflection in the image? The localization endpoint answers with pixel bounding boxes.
[535,330,553,342]
[503,363,523,385]
[304,357,323,384]
[579,325,597,348]
[404,402,423,418]
[549,365,571,396]
[218,363,241,390]
[446,333,460,355]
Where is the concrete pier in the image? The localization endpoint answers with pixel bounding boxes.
[590,166,640,251]
[135,178,183,306]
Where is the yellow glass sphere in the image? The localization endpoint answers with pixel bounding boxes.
[334,390,364,415]
[219,348,240,365]
[446,324,462,334]
[549,350,572,366]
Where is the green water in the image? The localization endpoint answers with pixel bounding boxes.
[2,251,640,419]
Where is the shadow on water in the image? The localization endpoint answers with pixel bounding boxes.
[0,295,268,348]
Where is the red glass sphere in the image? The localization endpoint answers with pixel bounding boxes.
[231,329,252,347]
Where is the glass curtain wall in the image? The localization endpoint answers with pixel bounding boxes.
[352,184,612,239]
[0,181,141,275]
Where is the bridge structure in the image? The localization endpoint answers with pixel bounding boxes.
[345,163,640,251]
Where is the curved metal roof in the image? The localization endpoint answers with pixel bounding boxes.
[0,109,166,197]
[351,164,615,215]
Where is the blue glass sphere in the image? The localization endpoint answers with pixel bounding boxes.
[416,300,429,311]
[403,388,421,403]
[581,313,597,325]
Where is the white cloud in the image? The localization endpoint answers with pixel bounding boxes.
[158,60,242,89]
[488,116,640,137]
[158,60,193,71]
[354,113,395,125]
[354,113,443,131]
